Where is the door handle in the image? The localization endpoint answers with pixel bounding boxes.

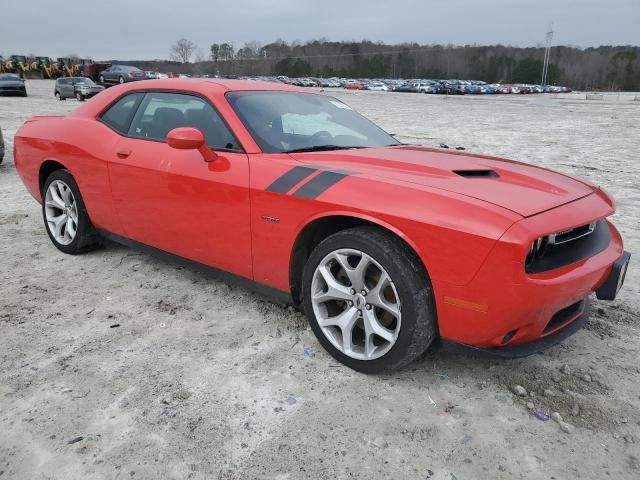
[116,147,132,158]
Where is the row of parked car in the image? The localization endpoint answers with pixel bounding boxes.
[385,79,572,94]
[248,76,571,94]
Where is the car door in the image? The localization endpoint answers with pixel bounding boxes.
[105,66,117,82]
[65,79,76,97]
[59,78,69,97]
[106,91,253,279]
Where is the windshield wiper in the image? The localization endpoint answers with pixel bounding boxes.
[284,145,365,153]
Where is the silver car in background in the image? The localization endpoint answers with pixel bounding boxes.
[54,77,105,101]
[98,65,146,84]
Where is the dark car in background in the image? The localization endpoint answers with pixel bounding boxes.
[55,77,105,101]
[0,127,4,164]
[98,65,146,85]
[392,81,418,92]
[0,73,27,96]
[441,80,467,94]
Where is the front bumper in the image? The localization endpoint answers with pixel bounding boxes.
[596,250,630,300]
[442,298,591,358]
[436,191,626,350]
[77,88,103,98]
[0,86,26,95]
[446,248,629,358]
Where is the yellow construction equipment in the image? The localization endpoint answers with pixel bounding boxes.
[33,57,60,79]
[57,58,76,77]
[4,55,31,77]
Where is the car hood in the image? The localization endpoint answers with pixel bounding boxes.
[288,145,596,217]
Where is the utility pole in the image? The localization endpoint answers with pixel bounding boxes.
[541,25,554,87]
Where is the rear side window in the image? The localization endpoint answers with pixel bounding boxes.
[100,93,143,134]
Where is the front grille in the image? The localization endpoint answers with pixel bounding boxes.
[549,222,596,245]
[526,219,610,274]
[544,300,583,334]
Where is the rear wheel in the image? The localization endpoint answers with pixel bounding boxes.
[55,91,65,101]
[42,170,99,254]
[118,76,125,84]
[99,75,105,84]
[302,227,437,373]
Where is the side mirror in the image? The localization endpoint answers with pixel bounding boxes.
[166,127,218,162]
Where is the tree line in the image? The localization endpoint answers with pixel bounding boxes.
[143,39,640,90]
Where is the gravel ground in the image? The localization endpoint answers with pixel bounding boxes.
[1,81,639,480]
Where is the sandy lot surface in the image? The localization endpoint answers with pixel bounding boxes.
[1,81,639,480]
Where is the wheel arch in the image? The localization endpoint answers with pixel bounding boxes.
[289,212,430,305]
[39,159,68,195]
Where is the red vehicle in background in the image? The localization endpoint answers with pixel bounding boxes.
[344,81,368,90]
[13,79,629,372]
[80,62,111,82]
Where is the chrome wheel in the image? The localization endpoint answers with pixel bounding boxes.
[44,180,78,245]
[310,249,401,360]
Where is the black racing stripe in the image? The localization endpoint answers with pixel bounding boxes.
[292,170,350,199]
[265,166,317,193]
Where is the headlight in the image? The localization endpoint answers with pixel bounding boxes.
[525,236,549,266]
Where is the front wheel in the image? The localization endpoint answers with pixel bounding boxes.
[118,76,125,84]
[99,75,105,84]
[302,227,437,373]
[75,91,85,101]
[42,170,99,254]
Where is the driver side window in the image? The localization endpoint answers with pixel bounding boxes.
[127,92,240,151]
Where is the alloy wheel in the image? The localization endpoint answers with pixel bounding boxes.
[310,248,401,360]
[44,180,78,245]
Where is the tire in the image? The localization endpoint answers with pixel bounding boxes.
[302,227,437,373]
[75,91,85,101]
[42,169,99,255]
[99,75,105,84]
[118,76,125,84]
[55,91,65,101]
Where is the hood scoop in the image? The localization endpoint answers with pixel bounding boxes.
[453,169,499,178]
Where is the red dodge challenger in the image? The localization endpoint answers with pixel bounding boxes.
[14,79,630,372]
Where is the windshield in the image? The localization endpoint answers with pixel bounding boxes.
[227,91,398,153]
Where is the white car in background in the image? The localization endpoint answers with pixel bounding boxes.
[415,81,439,93]
[367,81,389,91]
[156,73,169,79]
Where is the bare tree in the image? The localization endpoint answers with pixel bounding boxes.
[171,39,197,63]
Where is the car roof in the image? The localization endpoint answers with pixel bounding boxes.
[67,78,318,119]
[129,78,309,93]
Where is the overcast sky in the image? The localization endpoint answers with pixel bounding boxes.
[2,0,638,60]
